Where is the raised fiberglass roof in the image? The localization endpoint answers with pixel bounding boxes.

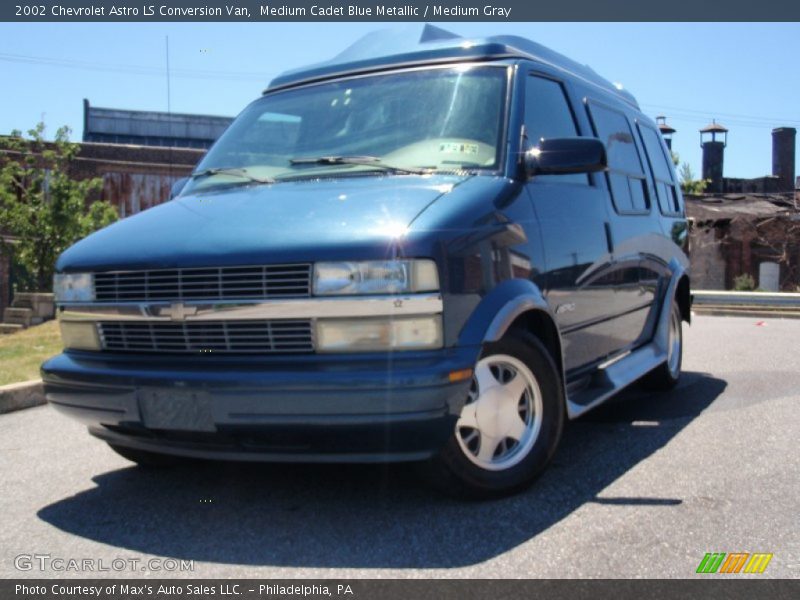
[266,24,639,108]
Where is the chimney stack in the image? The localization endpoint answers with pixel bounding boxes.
[700,120,728,194]
[771,127,796,192]
[656,115,676,150]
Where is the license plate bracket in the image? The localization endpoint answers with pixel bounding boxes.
[139,389,215,432]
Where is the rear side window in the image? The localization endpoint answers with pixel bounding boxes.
[638,123,683,216]
[524,75,587,185]
[587,101,650,213]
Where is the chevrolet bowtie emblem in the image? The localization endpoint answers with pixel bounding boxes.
[161,302,198,321]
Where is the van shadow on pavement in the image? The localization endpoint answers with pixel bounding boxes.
[38,371,726,569]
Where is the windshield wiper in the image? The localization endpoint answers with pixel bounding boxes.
[289,155,432,176]
[191,167,275,184]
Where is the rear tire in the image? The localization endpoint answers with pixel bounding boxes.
[107,444,189,468]
[426,330,564,499]
[641,302,682,391]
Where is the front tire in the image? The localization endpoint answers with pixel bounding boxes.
[427,330,564,499]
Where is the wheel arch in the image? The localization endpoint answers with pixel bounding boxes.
[458,279,565,387]
[498,309,564,385]
[652,258,690,358]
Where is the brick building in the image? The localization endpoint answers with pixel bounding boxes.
[687,125,799,290]
[66,142,205,216]
[686,193,800,291]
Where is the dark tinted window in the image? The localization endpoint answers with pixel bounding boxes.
[588,101,650,213]
[639,123,683,216]
[524,75,587,184]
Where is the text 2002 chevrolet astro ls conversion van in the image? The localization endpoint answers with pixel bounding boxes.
[42,26,690,497]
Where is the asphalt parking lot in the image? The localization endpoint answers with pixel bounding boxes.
[1,315,797,579]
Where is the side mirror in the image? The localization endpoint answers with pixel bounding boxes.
[525,137,607,178]
[169,177,189,200]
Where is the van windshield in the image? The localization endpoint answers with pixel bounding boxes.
[187,65,508,190]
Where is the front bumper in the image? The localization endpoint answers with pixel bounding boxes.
[41,346,477,462]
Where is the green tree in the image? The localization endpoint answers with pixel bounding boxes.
[0,123,118,291]
[679,162,710,195]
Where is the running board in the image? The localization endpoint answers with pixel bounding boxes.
[563,257,686,420]
[565,342,666,419]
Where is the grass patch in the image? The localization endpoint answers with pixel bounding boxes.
[0,320,62,386]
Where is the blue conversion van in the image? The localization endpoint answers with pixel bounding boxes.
[42,26,690,497]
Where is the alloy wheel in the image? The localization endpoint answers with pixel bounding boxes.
[455,354,543,471]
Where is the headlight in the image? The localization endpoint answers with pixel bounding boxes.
[53,273,94,303]
[313,260,438,296]
[316,316,443,352]
[59,321,101,351]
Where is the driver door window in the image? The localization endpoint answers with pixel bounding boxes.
[524,75,588,185]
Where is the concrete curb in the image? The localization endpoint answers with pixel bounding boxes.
[0,379,45,415]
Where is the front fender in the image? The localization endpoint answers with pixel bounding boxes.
[456,278,566,400]
[457,278,554,345]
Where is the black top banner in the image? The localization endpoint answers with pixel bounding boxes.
[3,0,800,22]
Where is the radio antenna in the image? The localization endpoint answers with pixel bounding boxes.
[165,35,172,114]
[165,35,174,187]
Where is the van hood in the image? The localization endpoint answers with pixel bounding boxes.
[57,174,470,272]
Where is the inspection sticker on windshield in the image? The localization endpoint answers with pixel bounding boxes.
[439,142,479,155]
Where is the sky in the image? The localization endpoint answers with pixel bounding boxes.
[0,21,798,180]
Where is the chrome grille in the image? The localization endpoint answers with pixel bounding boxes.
[93,264,311,302]
[98,320,314,354]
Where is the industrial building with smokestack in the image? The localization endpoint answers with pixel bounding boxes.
[684,120,799,292]
[697,120,796,195]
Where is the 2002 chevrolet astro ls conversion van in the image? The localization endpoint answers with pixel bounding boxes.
[42,25,690,497]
